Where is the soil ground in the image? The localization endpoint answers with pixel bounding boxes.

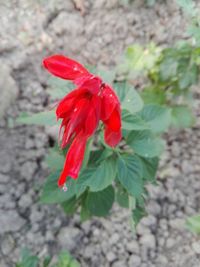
[0,1,200,267]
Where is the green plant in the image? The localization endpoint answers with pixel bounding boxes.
[118,40,198,128]
[116,1,200,131]
[186,215,200,234]
[18,67,170,226]
[176,0,200,232]
[18,0,200,225]
[15,249,80,267]
[177,0,200,45]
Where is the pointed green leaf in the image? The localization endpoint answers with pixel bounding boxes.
[97,69,116,84]
[61,196,78,215]
[141,87,166,105]
[122,87,144,114]
[114,82,143,114]
[159,57,178,81]
[40,172,76,204]
[89,149,113,166]
[127,130,165,158]
[116,186,129,208]
[132,205,147,226]
[171,105,195,128]
[16,110,57,126]
[86,186,115,217]
[77,158,117,192]
[47,77,74,99]
[20,249,39,267]
[80,202,91,222]
[140,157,159,182]
[75,169,94,198]
[122,110,149,131]
[56,251,80,267]
[45,148,64,172]
[139,104,172,133]
[117,155,143,198]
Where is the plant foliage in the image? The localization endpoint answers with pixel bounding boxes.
[17,73,168,226]
[17,0,200,226]
[15,249,80,267]
[118,41,198,128]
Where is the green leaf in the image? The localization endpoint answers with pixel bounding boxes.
[61,196,78,215]
[171,105,195,128]
[117,155,143,198]
[140,157,159,182]
[122,86,144,114]
[127,130,165,158]
[40,172,76,204]
[125,43,160,72]
[20,248,39,267]
[186,215,200,234]
[80,201,91,222]
[86,186,115,217]
[43,256,51,267]
[141,87,166,105]
[113,82,129,102]
[90,149,114,165]
[74,170,93,198]
[139,104,172,133]
[56,251,80,267]
[114,82,143,114]
[88,148,114,167]
[179,64,198,89]
[159,57,178,81]
[88,150,104,165]
[97,69,116,84]
[116,186,129,208]
[47,77,74,99]
[69,259,81,267]
[122,110,150,131]
[46,148,64,172]
[16,110,57,126]
[77,158,117,192]
[132,205,147,226]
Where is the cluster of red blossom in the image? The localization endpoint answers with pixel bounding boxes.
[43,55,121,187]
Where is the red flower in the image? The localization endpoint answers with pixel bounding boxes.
[43,55,121,187]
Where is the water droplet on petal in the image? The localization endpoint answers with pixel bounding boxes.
[62,184,68,192]
[74,108,77,112]
[109,94,112,97]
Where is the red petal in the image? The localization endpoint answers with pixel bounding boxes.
[58,134,88,187]
[74,74,93,87]
[104,106,121,132]
[104,127,122,147]
[80,76,102,95]
[56,94,76,119]
[60,97,90,148]
[84,95,101,136]
[103,105,122,147]
[56,87,87,119]
[101,85,119,121]
[43,55,90,81]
